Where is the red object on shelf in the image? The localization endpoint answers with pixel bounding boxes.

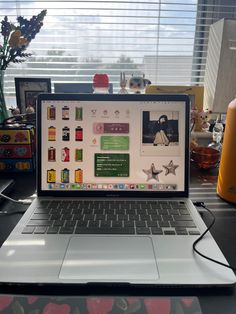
[93,74,109,88]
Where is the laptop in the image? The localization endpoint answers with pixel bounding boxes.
[0,93,235,287]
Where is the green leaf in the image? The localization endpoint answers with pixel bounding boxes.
[73,306,81,314]
[116,298,128,311]
[12,300,25,314]
[28,310,40,314]
[124,300,141,314]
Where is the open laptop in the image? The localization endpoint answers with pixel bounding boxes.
[0,93,235,287]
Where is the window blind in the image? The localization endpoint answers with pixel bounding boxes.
[1,0,236,106]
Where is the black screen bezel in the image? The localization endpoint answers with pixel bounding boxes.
[37,93,190,198]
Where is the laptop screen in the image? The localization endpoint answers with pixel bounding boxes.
[38,94,189,197]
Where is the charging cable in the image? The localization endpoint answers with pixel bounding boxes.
[193,201,236,272]
[0,192,32,215]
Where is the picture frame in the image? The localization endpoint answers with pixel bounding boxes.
[15,78,51,113]
[145,85,204,111]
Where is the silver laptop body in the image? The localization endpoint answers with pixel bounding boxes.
[0,94,235,287]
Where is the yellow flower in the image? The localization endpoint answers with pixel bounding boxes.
[9,30,28,48]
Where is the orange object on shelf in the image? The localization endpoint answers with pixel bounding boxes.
[191,146,220,169]
[217,97,236,203]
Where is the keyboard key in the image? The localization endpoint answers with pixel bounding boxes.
[62,214,73,221]
[53,220,64,227]
[72,209,82,215]
[38,200,50,207]
[50,201,61,209]
[129,214,139,220]
[161,205,171,210]
[124,221,134,227]
[151,204,161,210]
[22,226,35,234]
[169,209,180,215]
[96,214,105,220]
[117,214,127,220]
[147,209,158,214]
[47,227,60,234]
[161,215,173,221]
[159,221,170,228]
[176,230,188,235]
[136,227,150,234]
[34,208,51,214]
[117,209,125,215]
[65,220,76,227]
[84,214,94,221]
[139,214,149,220]
[179,209,189,215]
[50,214,61,220]
[50,208,61,214]
[31,214,50,220]
[76,221,88,227]
[126,209,136,215]
[189,230,200,235]
[151,227,163,234]
[112,221,123,228]
[34,226,47,234]
[164,230,176,235]
[107,214,116,220]
[100,221,111,228]
[27,220,52,226]
[147,221,157,227]
[73,214,83,220]
[61,208,72,214]
[135,221,146,227]
[88,221,100,228]
[172,203,186,209]
[171,221,196,228]
[59,227,75,234]
[158,209,169,215]
[174,215,193,221]
[94,210,104,215]
[75,228,135,234]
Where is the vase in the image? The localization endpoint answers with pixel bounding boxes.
[0,70,9,123]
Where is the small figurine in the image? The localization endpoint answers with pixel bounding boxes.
[118,72,128,94]
[92,73,109,94]
[26,105,35,114]
[128,74,151,94]
[208,115,224,151]
[191,107,210,132]
[190,134,199,151]
[10,107,21,116]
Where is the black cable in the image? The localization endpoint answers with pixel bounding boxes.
[193,201,236,272]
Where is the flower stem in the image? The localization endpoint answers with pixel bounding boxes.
[0,71,9,123]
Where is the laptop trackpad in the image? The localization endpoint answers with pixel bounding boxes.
[59,236,159,282]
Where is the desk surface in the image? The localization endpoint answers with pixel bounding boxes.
[0,167,236,314]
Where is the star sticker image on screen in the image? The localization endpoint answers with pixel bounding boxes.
[41,99,186,192]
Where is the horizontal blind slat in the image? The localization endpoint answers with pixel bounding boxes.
[1,0,235,106]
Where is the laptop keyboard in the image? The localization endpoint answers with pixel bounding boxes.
[22,200,200,236]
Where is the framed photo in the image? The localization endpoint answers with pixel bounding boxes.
[15,78,51,113]
[145,85,204,111]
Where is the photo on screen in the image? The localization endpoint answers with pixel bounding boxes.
[141,111,180,156]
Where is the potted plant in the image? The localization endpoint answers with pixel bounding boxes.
[0,9,47,123]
